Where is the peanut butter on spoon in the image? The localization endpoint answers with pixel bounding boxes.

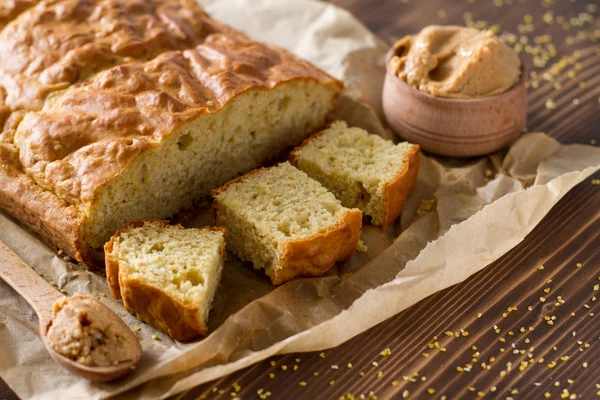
[0,240,142,382]
[46,294,140,368]
[389,25,521,99]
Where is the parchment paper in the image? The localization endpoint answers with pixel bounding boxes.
[1,0,599,399]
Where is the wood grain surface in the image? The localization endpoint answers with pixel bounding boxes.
[2,0,599,399]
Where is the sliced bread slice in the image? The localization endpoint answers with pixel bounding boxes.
[291,121,420,229]
[212,162,362,285]
[104,220,226,340]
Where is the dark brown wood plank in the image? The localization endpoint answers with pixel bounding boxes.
[2,0,599,399]
[0,380,16,400]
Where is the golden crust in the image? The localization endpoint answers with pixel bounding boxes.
[381,145,420,229]
[120,279,207,341]
[104,219,176,299]
[0,0,37,31]
[212,164,362,286]
[274,208,362,285]
[0,0,342,265]
[291,122,421,230]
[0,0,234,111]
[0,142,90,262]
[104,219,226,340]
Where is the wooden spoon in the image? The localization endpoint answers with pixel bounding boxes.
[0,240,141,382]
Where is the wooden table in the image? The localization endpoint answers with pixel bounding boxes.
[2,0,599,399]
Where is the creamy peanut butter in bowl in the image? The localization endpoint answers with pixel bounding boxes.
[382,25,527,157]
[389,25,521,99]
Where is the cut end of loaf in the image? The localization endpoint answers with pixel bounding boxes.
[82,79,340,262]
[104,220,226,340]
[291,121,420,228]
[213,162,361,285]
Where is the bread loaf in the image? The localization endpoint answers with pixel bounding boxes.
[291,121,420,228]
[212,162,362,285]
[0,0,342,266]
[105,220,226,340]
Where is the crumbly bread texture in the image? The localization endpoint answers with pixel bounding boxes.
[212,162,362,285]
[291,121,420,229]
[105,220,226,340]
[0,0,342,267]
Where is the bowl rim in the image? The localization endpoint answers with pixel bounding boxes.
[385,47,528,104]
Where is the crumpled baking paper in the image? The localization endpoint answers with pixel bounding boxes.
[0,0,599,399]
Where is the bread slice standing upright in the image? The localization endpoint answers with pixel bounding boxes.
[291,121,420,229]
[105,220,226,340]
[212,162,362,285]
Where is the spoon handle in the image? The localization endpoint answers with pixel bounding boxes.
[0,240,63,332]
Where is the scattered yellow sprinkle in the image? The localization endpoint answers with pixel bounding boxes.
[583,362,588,368]
[270,361,276,366]
[319,352,325,358]
[347,363,353,369]
[268,373,275,379]
[548,361,557,369]
[546,99,557,109]
[457,366,464,372]
[545,393,551,398]
[377,371,383,378]
[380,348,391,357]
[232,383,241,392]
[540,297,547,303]
[478,392,485,397]
[576,263,582,268]
[298,381,306,387]
[538,265,545,270]
[151,335,158,340]
[134,326,141,331]
[402,390,410,398]
[293,365,299,371]
[544,287,551,293]
[329,380,335,386]
[427,388,436,395]
[280,365,287,371]
[392,380,399,387]
[313,372,319,376]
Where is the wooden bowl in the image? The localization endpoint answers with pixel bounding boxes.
[382,49,527,158]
